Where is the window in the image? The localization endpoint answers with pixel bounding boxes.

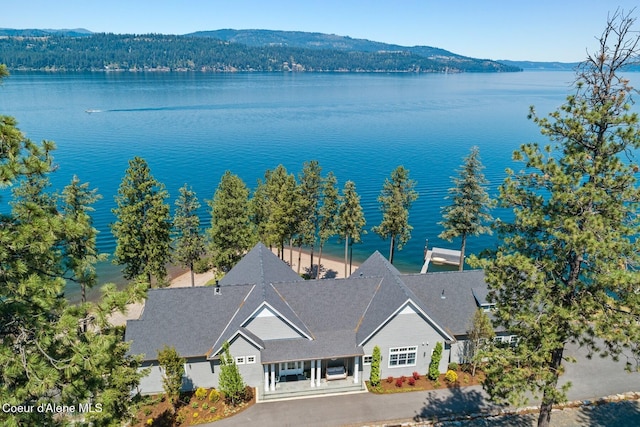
[246,355,256,364]
[363,355,373,365]
[388,346,417,367]
[235,356,245,365]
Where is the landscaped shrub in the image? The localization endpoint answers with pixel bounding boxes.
[370,346,381,387]
[395,378,403,388]
[386,376,394,384]
[412,371,420,380]
[195,387,207,400]
[445,369,458,383]
[408,377,416,386]
[428,342,443,380]
[191,401,199,409]
[448,362,459,371]
[208,389,220,403]
[400,375,407,383]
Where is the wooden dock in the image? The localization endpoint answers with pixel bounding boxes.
[420,247,462,273]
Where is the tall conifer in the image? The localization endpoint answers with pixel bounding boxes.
[174,184,205,286]
[208,171,254,271]
[471,11,640,427]
[439,147,493,270]
[372,166,418,264]
[111,157,172,284]
[337,180,366,276]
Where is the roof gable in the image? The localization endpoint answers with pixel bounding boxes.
[218,242,304,286]
[351,251,402,278]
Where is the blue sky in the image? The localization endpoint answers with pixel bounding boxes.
[2,1,638,61]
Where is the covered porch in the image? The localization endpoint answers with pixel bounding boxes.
[260,356,365,401]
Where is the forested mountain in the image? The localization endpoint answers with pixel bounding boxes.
[0,30,520,73]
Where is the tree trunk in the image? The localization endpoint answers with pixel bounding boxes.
[459,233,467,272]
[309,244,315,279]
[190,262,195,287]
[389,235,396,264]
[317,243,324,280]
[344,235,349,278]
[289,238,293,268]
[349,241,354,275]
[537,346,565,427]
[297,245,302,275]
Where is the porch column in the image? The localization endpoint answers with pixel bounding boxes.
[264,365,269,393]
[315,359,321,387]
[353,356,359,383]
[270,363,276,391]
[310,360,316,387]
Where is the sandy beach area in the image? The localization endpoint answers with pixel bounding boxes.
[108,247,355,326]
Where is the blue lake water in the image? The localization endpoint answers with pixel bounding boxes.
[1,70,585,300]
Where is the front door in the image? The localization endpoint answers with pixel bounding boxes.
[279,361,303,376]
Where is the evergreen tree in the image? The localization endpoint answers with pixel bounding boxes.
[249,178,271,246]
[297,160,323,276]
[174,184,205,286]
[470,12,640,427]
[218,341,246,406]
[0,68,147,426]
[372,166,418,264]
[264,165,299,261]
[111,157,172,284]
[61,175,107,305]
[438,147,493,270]
[317,171,340,279]
[208,171,255,272]
[370,345,381,387]
[337,180,366,277]
[158,345,185,414]
[428,342,443,380]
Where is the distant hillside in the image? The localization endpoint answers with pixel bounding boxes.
[497,60,579,71]
[188,29,463,58]
[0,28,520,73]
[0,28,92,37]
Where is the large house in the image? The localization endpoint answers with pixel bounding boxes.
[125,243,507,400]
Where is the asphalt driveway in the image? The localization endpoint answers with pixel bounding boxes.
[208,341,639,427]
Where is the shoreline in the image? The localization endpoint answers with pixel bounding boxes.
[107,246,358,326]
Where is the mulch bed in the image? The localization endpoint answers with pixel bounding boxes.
[367,369,485,394]
[132,387,254,426]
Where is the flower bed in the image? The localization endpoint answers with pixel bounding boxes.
[132,386,254,426]
[367,368,484,394]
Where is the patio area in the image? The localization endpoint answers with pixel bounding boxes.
[259,375,366,401]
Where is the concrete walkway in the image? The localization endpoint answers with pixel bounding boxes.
[207,341,639,427]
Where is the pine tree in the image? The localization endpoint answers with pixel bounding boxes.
[111,157,172,284]
[317,171,340,279]
[470,11,640,427]
[372,166,418,264]
[174,184,205,286]
[158,345,186,414]
[263,165,299,260]
[208,171,255,272]
[297,160,323,276]
[218,341,246,406]
[0,69,147,426]
[439,147,494,270]
[337,180,366,277]
[61,175,107,305]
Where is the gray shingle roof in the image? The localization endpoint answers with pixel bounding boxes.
[125,285,253,360]
[218,242,304,286]
[401,270,487,336]
[126,243,491,363]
